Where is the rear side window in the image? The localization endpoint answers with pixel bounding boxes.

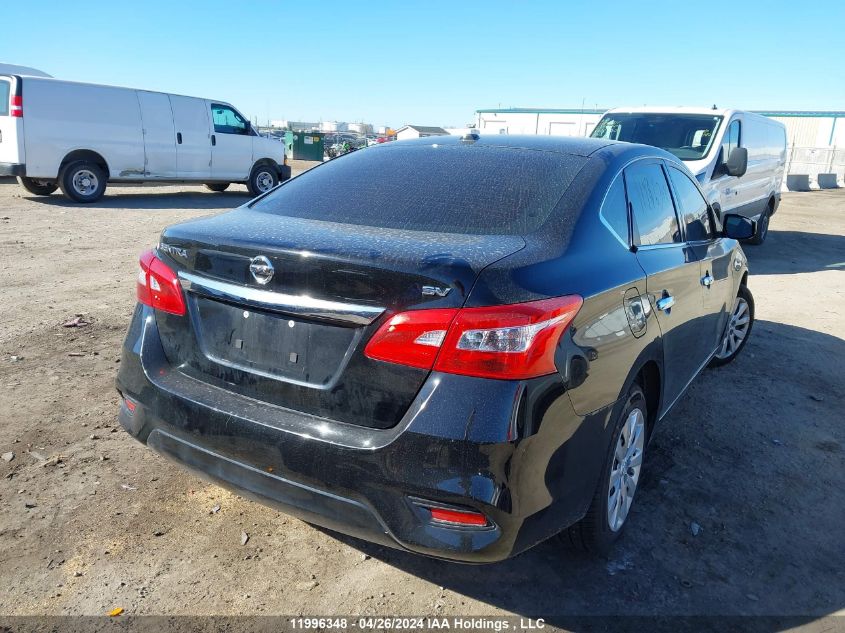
[599,177,629,246]
[252,144,587,235]
[0,81,9,116]
[668,166,715,241]
[625,162,681,246]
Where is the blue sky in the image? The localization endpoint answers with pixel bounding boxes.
[4,1,844,128]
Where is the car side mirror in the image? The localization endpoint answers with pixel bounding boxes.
[725,147,748,177]
[722,213,756,240]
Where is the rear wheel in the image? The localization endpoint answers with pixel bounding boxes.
[204,183,230,192]
[247,164,279,197]
[17,177,58,196]
[563,383,647,555]
[709,285,754,367]
[58,160,107,203]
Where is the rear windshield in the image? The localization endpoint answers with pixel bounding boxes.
[591,113,722,161]
[251,144,587,235]
[0,81,9,117]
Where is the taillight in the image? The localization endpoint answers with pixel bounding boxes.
[364,295,582,380]
[10,95,22,118]
[136,249,186,316]
[363,308,458,370]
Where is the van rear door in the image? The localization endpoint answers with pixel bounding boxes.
[169,95,212,178]
[137,91,177,179]
[0,76,24,168]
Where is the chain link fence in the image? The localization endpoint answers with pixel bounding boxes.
[785,146,845,190]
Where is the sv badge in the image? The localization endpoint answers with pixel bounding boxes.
[422,285,451,298]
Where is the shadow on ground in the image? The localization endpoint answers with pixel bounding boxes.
[21,189,252,211]
[314,320,844,627]
[744,230,845,275]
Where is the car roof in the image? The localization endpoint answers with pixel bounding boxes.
[385,134,682,168]
[387,134,626,157]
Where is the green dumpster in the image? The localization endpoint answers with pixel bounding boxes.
[285,131,325,161]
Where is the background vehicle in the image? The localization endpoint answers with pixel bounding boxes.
[591,107,786,244]
[0,74,290,202]
[117,136,755,562]
[0,62,51,77]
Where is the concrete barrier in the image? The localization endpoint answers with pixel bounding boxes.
[817,173,840,189]
[786,175,812,191]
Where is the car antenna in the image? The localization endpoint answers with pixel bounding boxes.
[461,125,480,142]
[712,104,718,110]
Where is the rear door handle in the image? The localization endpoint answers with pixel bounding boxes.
[211,134,216,146]
[177,132,182,144]
[701,272,714,287]
[655,295,675,312]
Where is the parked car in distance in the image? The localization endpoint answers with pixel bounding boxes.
[0,74,290,202]
[117,135,756,562]
[591,107,786,244]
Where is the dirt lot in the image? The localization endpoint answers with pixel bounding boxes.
[0,176,843,623]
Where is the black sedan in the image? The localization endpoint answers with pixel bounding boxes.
[116,135,756,562]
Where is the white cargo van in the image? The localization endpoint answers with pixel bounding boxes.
[590,107,786,244]
[0,74,290,203]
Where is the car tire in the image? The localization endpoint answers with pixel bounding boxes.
[247,164,279,197]
[562,383,648,555]
[709,285,754,367]
[17,177,58,196]
[204,183,230,192]
[746,208,771,245]
[58,160,107,203]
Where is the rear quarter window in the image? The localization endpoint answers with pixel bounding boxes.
[251,144,587,236]
[0,81,9,116]
[599,176,630,246]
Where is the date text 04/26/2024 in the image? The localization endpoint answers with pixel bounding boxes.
[289,617,546,630]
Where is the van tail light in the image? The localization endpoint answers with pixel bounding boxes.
[136,249,186,316]
[10,95,22,118]
[364,295,582,380]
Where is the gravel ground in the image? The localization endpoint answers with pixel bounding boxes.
[0,176,843,624]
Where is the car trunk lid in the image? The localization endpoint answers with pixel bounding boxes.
[153,209,524,428]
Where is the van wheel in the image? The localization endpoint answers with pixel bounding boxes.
[59,161,107,203]
[204,183,230,192]
[562,383,647,555]
[709,285,754,367]
[746,204,772,245]
[247,164,279,196]
[17,177,58,196]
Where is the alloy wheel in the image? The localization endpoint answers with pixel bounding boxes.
[715,296,751,359]
[608,407,645,532]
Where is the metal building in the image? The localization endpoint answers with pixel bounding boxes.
[759,111,845,187]
[475,108,604,137]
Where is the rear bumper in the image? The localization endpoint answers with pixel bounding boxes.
[116,305,607,563]
[0,163,25,177]
[140,422,397,549]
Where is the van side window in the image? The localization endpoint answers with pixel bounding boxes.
[211,104,249,135]
[0,81,9,117]
[720,119,741,166]
[625,162,682,246]
[599,176,630,247]
[667,166,716,241]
